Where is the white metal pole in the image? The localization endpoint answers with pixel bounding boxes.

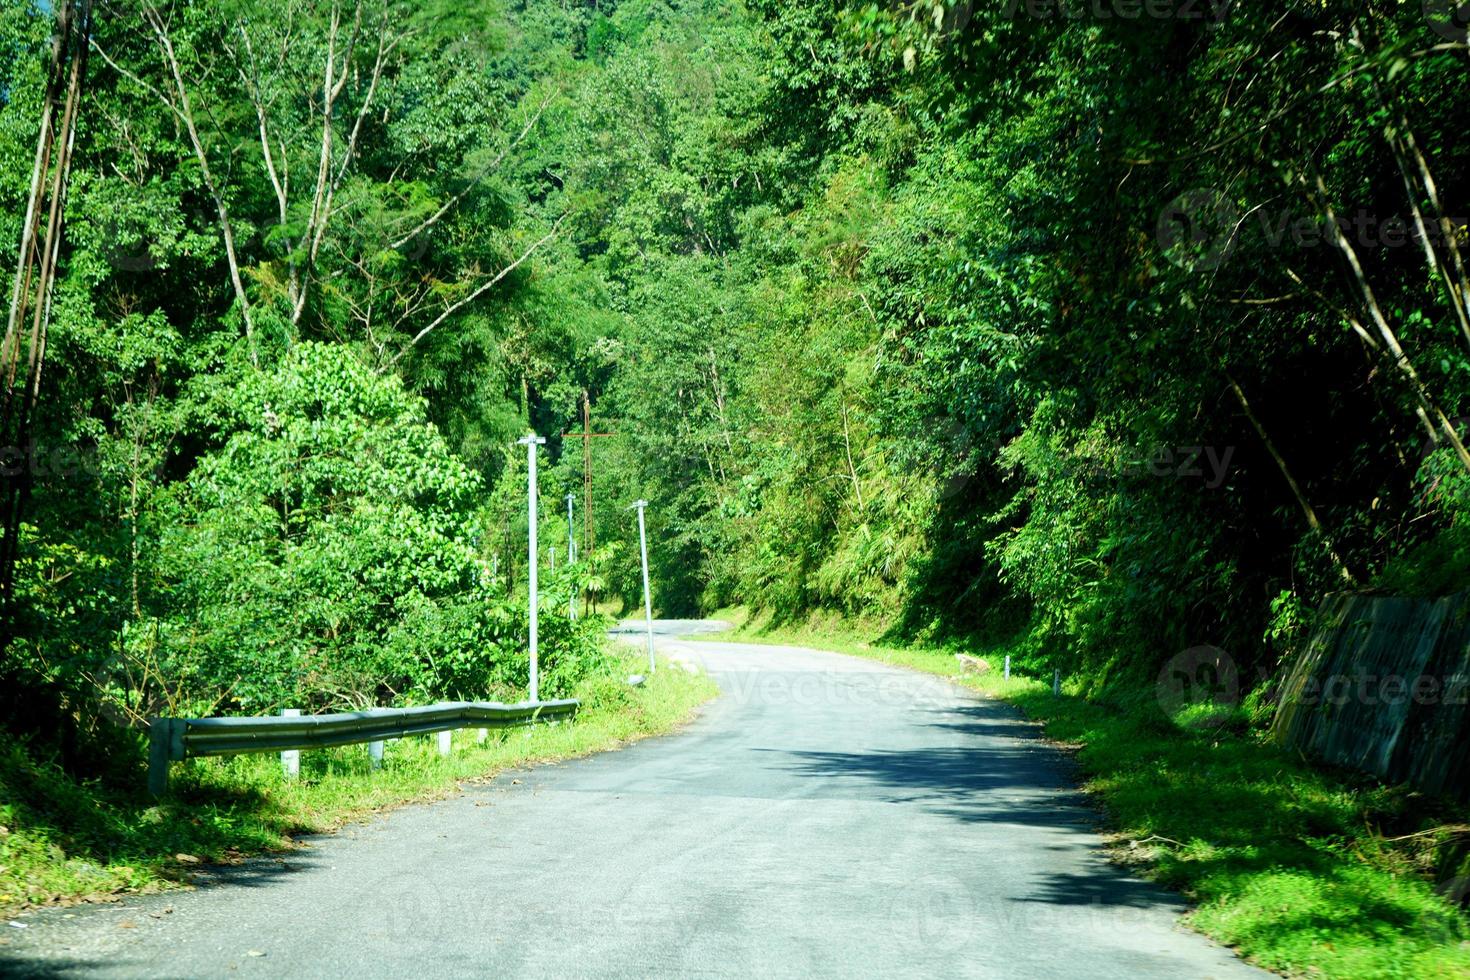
[633,499,655,674]
[566,493,576,559]
[519,433,546,702]
[566,492,577,620]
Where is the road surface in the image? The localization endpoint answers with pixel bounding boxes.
[1,623,1261,978]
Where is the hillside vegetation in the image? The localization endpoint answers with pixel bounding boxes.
[2,0,1470,970]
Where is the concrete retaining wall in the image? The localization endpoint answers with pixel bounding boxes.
[1274,592,1470,803]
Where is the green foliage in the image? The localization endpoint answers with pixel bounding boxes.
[0,0,603,746]
[155,345,484,710]
[5,0,1470,964]
[566,0,1470,698]
[137,344,608,713]
[1374,525,1470,598]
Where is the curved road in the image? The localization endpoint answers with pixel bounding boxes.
[3,624,1261,978]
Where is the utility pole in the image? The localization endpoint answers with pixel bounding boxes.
[632,499,655,675]
[561,388,616,616]
[566,492,577,620]
[581,390,593,556]
[518,432,546,701]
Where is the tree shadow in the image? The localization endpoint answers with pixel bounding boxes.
[754,700,1097,830]
[0,954,132,977]
[1013,869,1184,912]
[753,702,1193,917]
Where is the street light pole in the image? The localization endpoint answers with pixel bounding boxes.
[566,492,577,620]
[632,499,655,675]
[518,432,546,702]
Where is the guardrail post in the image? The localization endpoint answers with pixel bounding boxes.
[148,718,173,797]
[437,730,452,757]
[476,728,487,743]
[368,740,384,770]
[282,708,300,778]
[1004,655,1011,680]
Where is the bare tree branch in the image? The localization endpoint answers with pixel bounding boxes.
[141,1,259,366]
[1312,174,1470,474]
[386,216,566,368]
[235,25,288,226]
[388,90,556,252]
[1228,374,1357,586]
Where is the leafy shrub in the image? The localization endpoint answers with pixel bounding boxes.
[129,344,604,714]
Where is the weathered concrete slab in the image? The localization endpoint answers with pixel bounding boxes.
[1275,592,1470,802]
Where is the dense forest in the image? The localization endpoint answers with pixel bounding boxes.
[2,0,1469,765]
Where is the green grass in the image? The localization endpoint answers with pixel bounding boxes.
[0,652,717,915]
[702,607,1470,979]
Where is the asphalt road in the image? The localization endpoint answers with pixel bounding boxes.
[2,624,1262,978]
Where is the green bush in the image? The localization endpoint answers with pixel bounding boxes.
[118,344,609,715]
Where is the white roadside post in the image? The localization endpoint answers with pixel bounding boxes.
[566,492,577,620]
[437,730,452,757]
[519,432,547,702]
[1004,655,1011,680]
[632,499,655,676]
[281,708,300,779]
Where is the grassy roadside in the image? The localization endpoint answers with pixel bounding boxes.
[0,651,717,918]
[702,607,1470,979]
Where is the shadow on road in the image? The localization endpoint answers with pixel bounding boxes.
[187,849,329,889]
[755,697,1186,916]
[1012,868,1175,910]
[759,699,1095,824]
[761,742,1092,825]
[0,954,136,977]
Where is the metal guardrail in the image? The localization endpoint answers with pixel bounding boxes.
[147,699,578,796]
